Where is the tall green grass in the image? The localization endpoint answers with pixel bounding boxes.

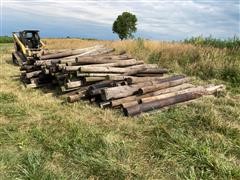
[116,38,240,89]
[184,36,240,49]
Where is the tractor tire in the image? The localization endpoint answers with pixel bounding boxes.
[12,52,26,66]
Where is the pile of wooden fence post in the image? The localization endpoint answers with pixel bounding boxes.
[19,45,224,116]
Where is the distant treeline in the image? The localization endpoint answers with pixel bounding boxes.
[65,36,97,41]
[184,36,240,49]
[0,36,13,43]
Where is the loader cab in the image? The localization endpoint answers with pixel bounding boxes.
[19,30,42,49]
[12,30,44,65]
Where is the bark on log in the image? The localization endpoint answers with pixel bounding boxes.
[83,77,106,83]
[101,85,139,101]
[61,86,81,92]
[67,60,143,72]
[20,65,35,72]
[26,70,42,78]
[151,83,194,96]
[61,86,89,97]
[123,84,224,116]
[64,66,82,72]
[56,64,66,70]
[81,59,144,67]
[34,60,55,66]
[140,68,168,74]
[60,58,77,64]
[111,95,137,107]
[123,92,202,116]
[122,65,147,76]
[138,77,189,94]
[89,80,114,90]
[55,73,68,80]
[75,57,118,64]
[80,64,148,74]
[106,75,132,81]
[143,64,158,68]
[121,101,139,109]
[112,80,128,86]
[40,45,103,60]
[101,77,184,101]
[77,72,122,77]
[101,81,158,101]
[84,48,114,56]
[126,76,170,84]
[79,66,127,73]
[110,92,157,108]
[136,73,164,77]
[66,81,82,89]
[88,88,103,96]
[42,49,70,55]
[140,86,204,103]
[67,92,85,103]
[75,55,131,65]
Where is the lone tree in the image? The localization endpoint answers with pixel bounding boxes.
[112,12,137,40]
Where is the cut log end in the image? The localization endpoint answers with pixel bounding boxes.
[123,104,141,116]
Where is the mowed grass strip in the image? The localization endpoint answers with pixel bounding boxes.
[0,41,239,179]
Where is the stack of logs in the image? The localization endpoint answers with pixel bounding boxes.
[19,45,224,116]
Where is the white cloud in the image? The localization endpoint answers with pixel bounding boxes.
[2,0,239,39]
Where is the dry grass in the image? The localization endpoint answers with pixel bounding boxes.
[0,41,240,179]
[45,39,240,89]
[44,38,109,50]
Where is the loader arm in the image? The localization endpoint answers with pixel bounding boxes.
[40,40,45,47]
[13,33,27,55]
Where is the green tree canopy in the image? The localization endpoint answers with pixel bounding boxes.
[112,12,137,40]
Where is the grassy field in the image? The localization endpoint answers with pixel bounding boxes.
[0,39,240,179]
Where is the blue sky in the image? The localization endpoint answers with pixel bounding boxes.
[1,0,240,40]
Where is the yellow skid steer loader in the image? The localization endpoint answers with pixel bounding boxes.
[12,30,45,65]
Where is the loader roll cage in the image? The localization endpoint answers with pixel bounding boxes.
[14,30,42,49]
[12,30,45,65]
